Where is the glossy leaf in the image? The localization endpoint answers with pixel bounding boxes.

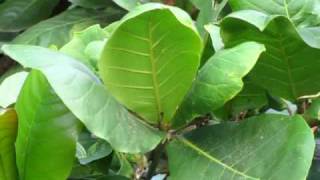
[0,0,59,32]
[2,45,164,153]
[173,42,265,128]
[168,114,315,179]
[221,10,320,100]
[99,3,202,125]
[0,109,18,180]
[13,8,122,48]
[0,71,28,108]
[15,70,82,180]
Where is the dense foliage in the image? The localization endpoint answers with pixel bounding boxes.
[0,0,320,179]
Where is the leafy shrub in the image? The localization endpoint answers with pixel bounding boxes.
[0,0,320,179]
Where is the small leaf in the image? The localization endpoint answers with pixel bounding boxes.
[0,109,18,180]
[167,114,315,180]
[15,70,82,179]
[99,3,202,125]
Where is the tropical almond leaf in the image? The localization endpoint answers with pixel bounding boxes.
[15,70,82,180]
[99,3,202,125]
[2,44,165,153]
[173,42,265,128]
[221,10,320,100]
[167,114,315,180]
[12,8,122,48]
[0,0,60,32]
[0,109,18,180]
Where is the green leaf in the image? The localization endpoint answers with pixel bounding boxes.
[229,79,268,115]
[204,24,224,52]
[76,131,113,165]
[167,114,315,179]
[69,0,114,9]
[2,45,165,153]
[13,8,122,48]
[228,0,315,25]
[0,71,28,108]
[15,70,82,180]
[112,0,141,10]
[60,25,107,69]
[173,42,265,128]
[0,109,18,180]
[221,10,320,100]
[190,0,228,36]
[0,0,59,32]
[99,3,202,125]
[304,98,320,121]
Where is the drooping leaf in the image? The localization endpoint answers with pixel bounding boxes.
[2,45,165,153]
[69,0,114,9]
[0,0,60,32]
[173,42,265,128]
[13,8,122,48]
[15,70,82,180]
[167,114,315,180]
[204,24,224,52]
[0,109,18,180]
[60,25,107,69]
[221,10,320,100]
[0,71,28,108]
[99,3,202,125]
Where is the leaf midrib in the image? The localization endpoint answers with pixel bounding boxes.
[178,137,258,180]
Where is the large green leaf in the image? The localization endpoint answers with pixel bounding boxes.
[221,10,320,100]
[0,0,59,32]
[2,45,164,153]
[0,71,28,108]
[99,3,202,125]
[12,8,122,48]
[0,109,18,180]
[15,70,81,180]
[173,42,265,128]
[167,114,315,179]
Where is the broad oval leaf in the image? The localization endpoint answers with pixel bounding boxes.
[99,3,202,125]
[221,10,320,100]
[13,8,122,48]
[0,109,18,180]
[167,114,315,180]
[173,42,265,128]
[2,45,164,153]
[0,0,59,32]
[15,70,82,180]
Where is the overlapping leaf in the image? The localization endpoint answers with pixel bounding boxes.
[2,45,164,153]
[173,42,265,128]
[221,10,320,100]
[15,70,82,180]
[0,109,18,180]
[168,114,315,180]
[0,0,59,32]
[99,3,202,125]
[13,8,122,48]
